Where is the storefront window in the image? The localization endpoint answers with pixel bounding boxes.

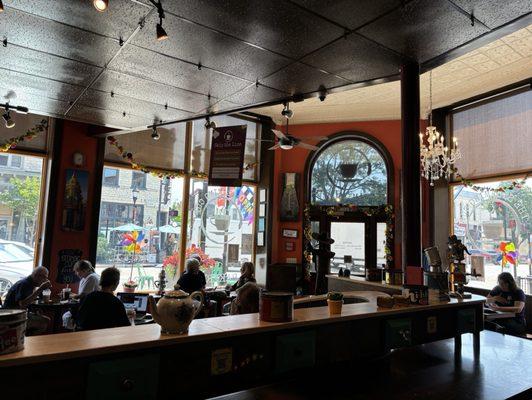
[452,177,531,292]
[186,179,255,287]
[0,154,45,297]
[96,166,184,288]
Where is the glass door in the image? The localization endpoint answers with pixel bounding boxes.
[330,222,366,276]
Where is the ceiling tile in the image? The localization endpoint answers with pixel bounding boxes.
[0,87,69,117]
[108,46,250,98]
[260,62,351,95]
[451,0,532,29]
[0,69,84,103]
[91,70,212,113]
[224,84,288,106]
[147,0,344,59]
[358,0,489,62]
[131,12,292,82]
[76,89,194,125]
[0,7,119,67]
[4,0,150,40]
[290,0,403,30]
[301,34,403,82]
[68,104,152,129]
[0,45,101,87]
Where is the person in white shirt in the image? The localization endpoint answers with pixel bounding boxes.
[63,260,99,329]
[73,260,100,299]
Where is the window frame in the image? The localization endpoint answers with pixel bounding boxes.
[0,148,49,268]
[303,132,394,277]
[131,171,147,190]
[102,167,120,187]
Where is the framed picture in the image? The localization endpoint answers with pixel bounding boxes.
[61,169,89,232]
[257,232,265,247]
[285,241,295,252]
[282,229,298,238]
[258,217,265,232]
[259,203,266,217]
[259,188,266,203]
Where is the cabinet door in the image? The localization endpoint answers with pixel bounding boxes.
[86,354,159,400]
[385,318,412,349]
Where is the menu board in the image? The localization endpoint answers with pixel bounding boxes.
[208,125,247,187]
[56,248,82,284]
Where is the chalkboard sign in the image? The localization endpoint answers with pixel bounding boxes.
[56,249,83,284]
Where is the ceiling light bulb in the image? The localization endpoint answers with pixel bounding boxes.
[156,23,168,41]
[280,143,293,150]
[93,0,108,12]
[3,112,15,129]
[151,127,160,141]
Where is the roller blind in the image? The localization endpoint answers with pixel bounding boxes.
[0,113,49,152]
[452,89,532,180]
[104,123,186,171]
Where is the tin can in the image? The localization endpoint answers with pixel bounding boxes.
[0,309,27,355]
[259,292,293,322]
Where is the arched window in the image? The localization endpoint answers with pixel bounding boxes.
[308,135,390,206]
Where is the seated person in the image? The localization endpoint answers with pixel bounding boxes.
[230,282,260,315]
[486,272,526,336]
[2,266,51,335]
[63,260,100,329]
[176,258,206,294]
[230,262,256,292]
[76,267,130,331]
[72,260,100,299]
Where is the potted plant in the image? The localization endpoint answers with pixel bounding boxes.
[119,230,146,293]
[327,292,344,314]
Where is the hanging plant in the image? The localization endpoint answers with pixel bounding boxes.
[107,135,208,179]
[0,119,48,152]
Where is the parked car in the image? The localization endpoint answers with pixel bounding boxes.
[0,239,34,297]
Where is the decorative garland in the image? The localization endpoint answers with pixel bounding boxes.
[0,119,48,152]
[452,167,528,192]
[303,204,395,269]
[107,136,208,180]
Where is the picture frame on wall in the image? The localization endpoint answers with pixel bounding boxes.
[259,188,266,203]
[259,203,266,217]
[285,241,295,252]
[280,173,299,222]
[61,169,89,232]
[257,232,265,247]
[282,229,298,238]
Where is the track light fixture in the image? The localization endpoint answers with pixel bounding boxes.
[1,102,29,128]
[204,116,216,130]
[2,111,14,129]
[0,0,4,13]
[93,0,109,12]
[318,86,327,102]
[151,126,160,141]
[147,0,168,41]
[281,102,293,119]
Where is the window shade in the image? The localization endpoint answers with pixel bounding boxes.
[452,89,532,180]
[105,123,186,171]
[0,113,49,152]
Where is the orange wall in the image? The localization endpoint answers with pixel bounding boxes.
[47,121,100,292]
[271,120,404,267]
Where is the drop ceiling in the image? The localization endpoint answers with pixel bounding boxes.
[0,0,530,130]
[256,24,532,124]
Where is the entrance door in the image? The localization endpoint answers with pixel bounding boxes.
[330,222,365,275]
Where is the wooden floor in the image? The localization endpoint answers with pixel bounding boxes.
[212,331,532,400]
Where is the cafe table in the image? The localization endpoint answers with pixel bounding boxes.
[28,299,80,333]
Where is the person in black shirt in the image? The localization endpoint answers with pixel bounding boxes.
[486,272,527,336]
[77,267,130,331]
[176,258,206,293]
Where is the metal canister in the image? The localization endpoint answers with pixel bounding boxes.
[0,309,27,355]
[259,292,294,322]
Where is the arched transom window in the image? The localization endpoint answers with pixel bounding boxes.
[309,138,388,206]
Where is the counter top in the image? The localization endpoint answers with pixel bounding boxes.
[0,293,485,368]
[327,274,403,291]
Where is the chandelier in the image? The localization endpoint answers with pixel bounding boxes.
[420,71,461,186]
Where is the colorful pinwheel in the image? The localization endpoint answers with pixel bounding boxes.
[497,242,518,268]
[120,230,146,254]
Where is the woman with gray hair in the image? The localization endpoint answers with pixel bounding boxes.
[175,257,207,294]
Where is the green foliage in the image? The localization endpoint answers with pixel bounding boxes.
[96,235,113,264]
[0,176,41,219]
[327,291,344,301]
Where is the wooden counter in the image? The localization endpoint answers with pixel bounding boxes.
[0,293,483,368]
[327,274,403,295]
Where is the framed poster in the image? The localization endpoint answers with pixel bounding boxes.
[62,169,89,232]
[285,242,295,252]
[259,203,266,217]
[259,189,267,203]
[208,125,247,187]
[258,217,265,232]
[280,173,299,221]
